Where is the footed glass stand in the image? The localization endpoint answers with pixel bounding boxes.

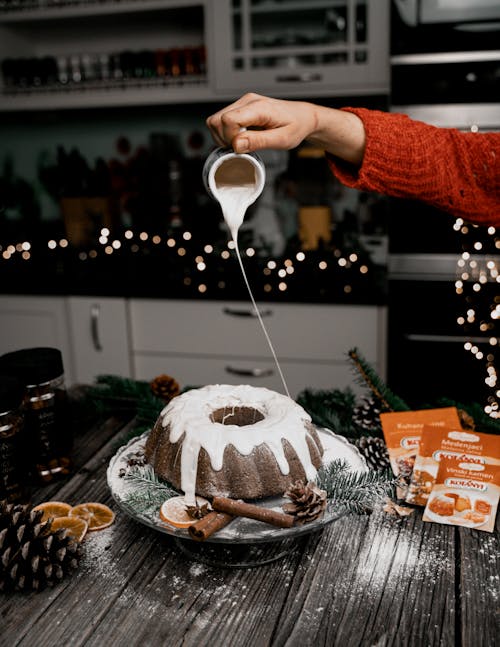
[173,534,312,568]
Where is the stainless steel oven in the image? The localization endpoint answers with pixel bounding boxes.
[387,4,500,416]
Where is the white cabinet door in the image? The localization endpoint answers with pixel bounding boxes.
[129,299,387,397]
[0,295,74,383]
[67,297,132,385]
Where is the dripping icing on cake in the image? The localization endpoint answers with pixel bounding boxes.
[144,384,324,505]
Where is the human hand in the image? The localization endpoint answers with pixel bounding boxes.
[206,93,318,153]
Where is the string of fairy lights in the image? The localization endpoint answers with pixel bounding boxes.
[0,227,372,297]
[1,220,498,417]
[453,218,499,418]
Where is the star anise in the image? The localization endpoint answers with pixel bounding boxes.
[186,503,211,520]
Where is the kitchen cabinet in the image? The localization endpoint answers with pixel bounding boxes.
[66,296,132,385]
[0,294,387,396]
[0,0,390,111]
[209,0,390,98]
[0,295,132,385]
[0,0,211,111]
[0,295,75,382]
[129,299,387,398]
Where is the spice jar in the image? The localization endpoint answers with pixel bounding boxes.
[0,348,72,483]
[0,374,28,502]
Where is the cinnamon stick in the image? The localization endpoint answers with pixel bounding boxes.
[188,510,234,541]
[211,496,295,528]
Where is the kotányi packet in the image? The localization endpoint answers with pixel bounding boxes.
[423,454,500,532]
[380,407,461,499]
[406,425,500,506]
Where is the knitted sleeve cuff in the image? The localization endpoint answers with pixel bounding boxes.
[325,106,428,195]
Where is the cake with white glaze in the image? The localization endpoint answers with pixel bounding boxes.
[144,384,324,504]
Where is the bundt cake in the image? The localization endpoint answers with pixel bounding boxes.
[144,384,324,504]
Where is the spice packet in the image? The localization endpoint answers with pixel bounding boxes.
[423,454,500,532]
[406,425,500,506]
[380,407,461,499]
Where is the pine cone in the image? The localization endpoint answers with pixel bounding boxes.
[352,395,385,436]
[0,500,82,592]
[150,375,180,403]
[355,436,391,471]
[283,480,327,524]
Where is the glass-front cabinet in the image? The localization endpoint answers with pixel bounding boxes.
[210,0,390,97]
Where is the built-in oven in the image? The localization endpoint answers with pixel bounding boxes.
[386,1,499,417]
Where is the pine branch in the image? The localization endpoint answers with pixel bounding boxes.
[85,374,165,429]
[348,348,410,412]
[316,459,395,514]
[122,465,179,516]
[297,387,358,436]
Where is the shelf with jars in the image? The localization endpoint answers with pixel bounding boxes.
[0,0,211,110]
[0,0,390,111]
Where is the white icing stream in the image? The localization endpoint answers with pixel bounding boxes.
[214,165,291,399]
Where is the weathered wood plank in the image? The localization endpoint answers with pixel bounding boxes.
[459,526,500,647]
[272,510,457,647]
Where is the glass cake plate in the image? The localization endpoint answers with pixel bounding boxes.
[107,426,367,560]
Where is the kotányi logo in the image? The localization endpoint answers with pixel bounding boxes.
[444,478,487,491]
[401,436,420,449]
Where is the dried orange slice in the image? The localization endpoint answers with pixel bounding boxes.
[50,516,88,542]
[69,502,115,531]
[32,501,72,523]
[159,495,209,528]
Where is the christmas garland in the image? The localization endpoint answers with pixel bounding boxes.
[119,458,395,519]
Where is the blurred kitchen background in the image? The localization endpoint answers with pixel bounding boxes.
[0,0,498,414]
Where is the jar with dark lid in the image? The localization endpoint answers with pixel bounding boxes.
[0,374,28,502]
[0,347,72,483]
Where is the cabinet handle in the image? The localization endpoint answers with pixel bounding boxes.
[90,304,103,352]
[225,365,274,378]
[275,73,322,83]
[223,307,273,318]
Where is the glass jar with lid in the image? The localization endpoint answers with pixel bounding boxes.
[0,347,72,483]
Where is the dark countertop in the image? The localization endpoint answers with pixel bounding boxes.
[1,410,498,646]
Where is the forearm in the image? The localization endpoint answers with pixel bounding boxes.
[305,104,366,165]
[327,107,500,226]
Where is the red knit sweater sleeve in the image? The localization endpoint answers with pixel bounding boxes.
[326,107,500,226]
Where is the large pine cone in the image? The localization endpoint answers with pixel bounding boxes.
[0,500,82,592]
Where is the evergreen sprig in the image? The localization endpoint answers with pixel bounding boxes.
[348,347,410,412]
[297,387,358,435]
[86,374,165,434]
[122,465,179,516]
[316,459,395,515]
[118,459,394,520]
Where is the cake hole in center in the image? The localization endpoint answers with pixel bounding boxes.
[211,406,265,426]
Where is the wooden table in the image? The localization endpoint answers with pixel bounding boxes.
[1,413,499,647]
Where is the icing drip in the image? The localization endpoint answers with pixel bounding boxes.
[160,385,317,505]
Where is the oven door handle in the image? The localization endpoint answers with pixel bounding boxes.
[405,334,492,344]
